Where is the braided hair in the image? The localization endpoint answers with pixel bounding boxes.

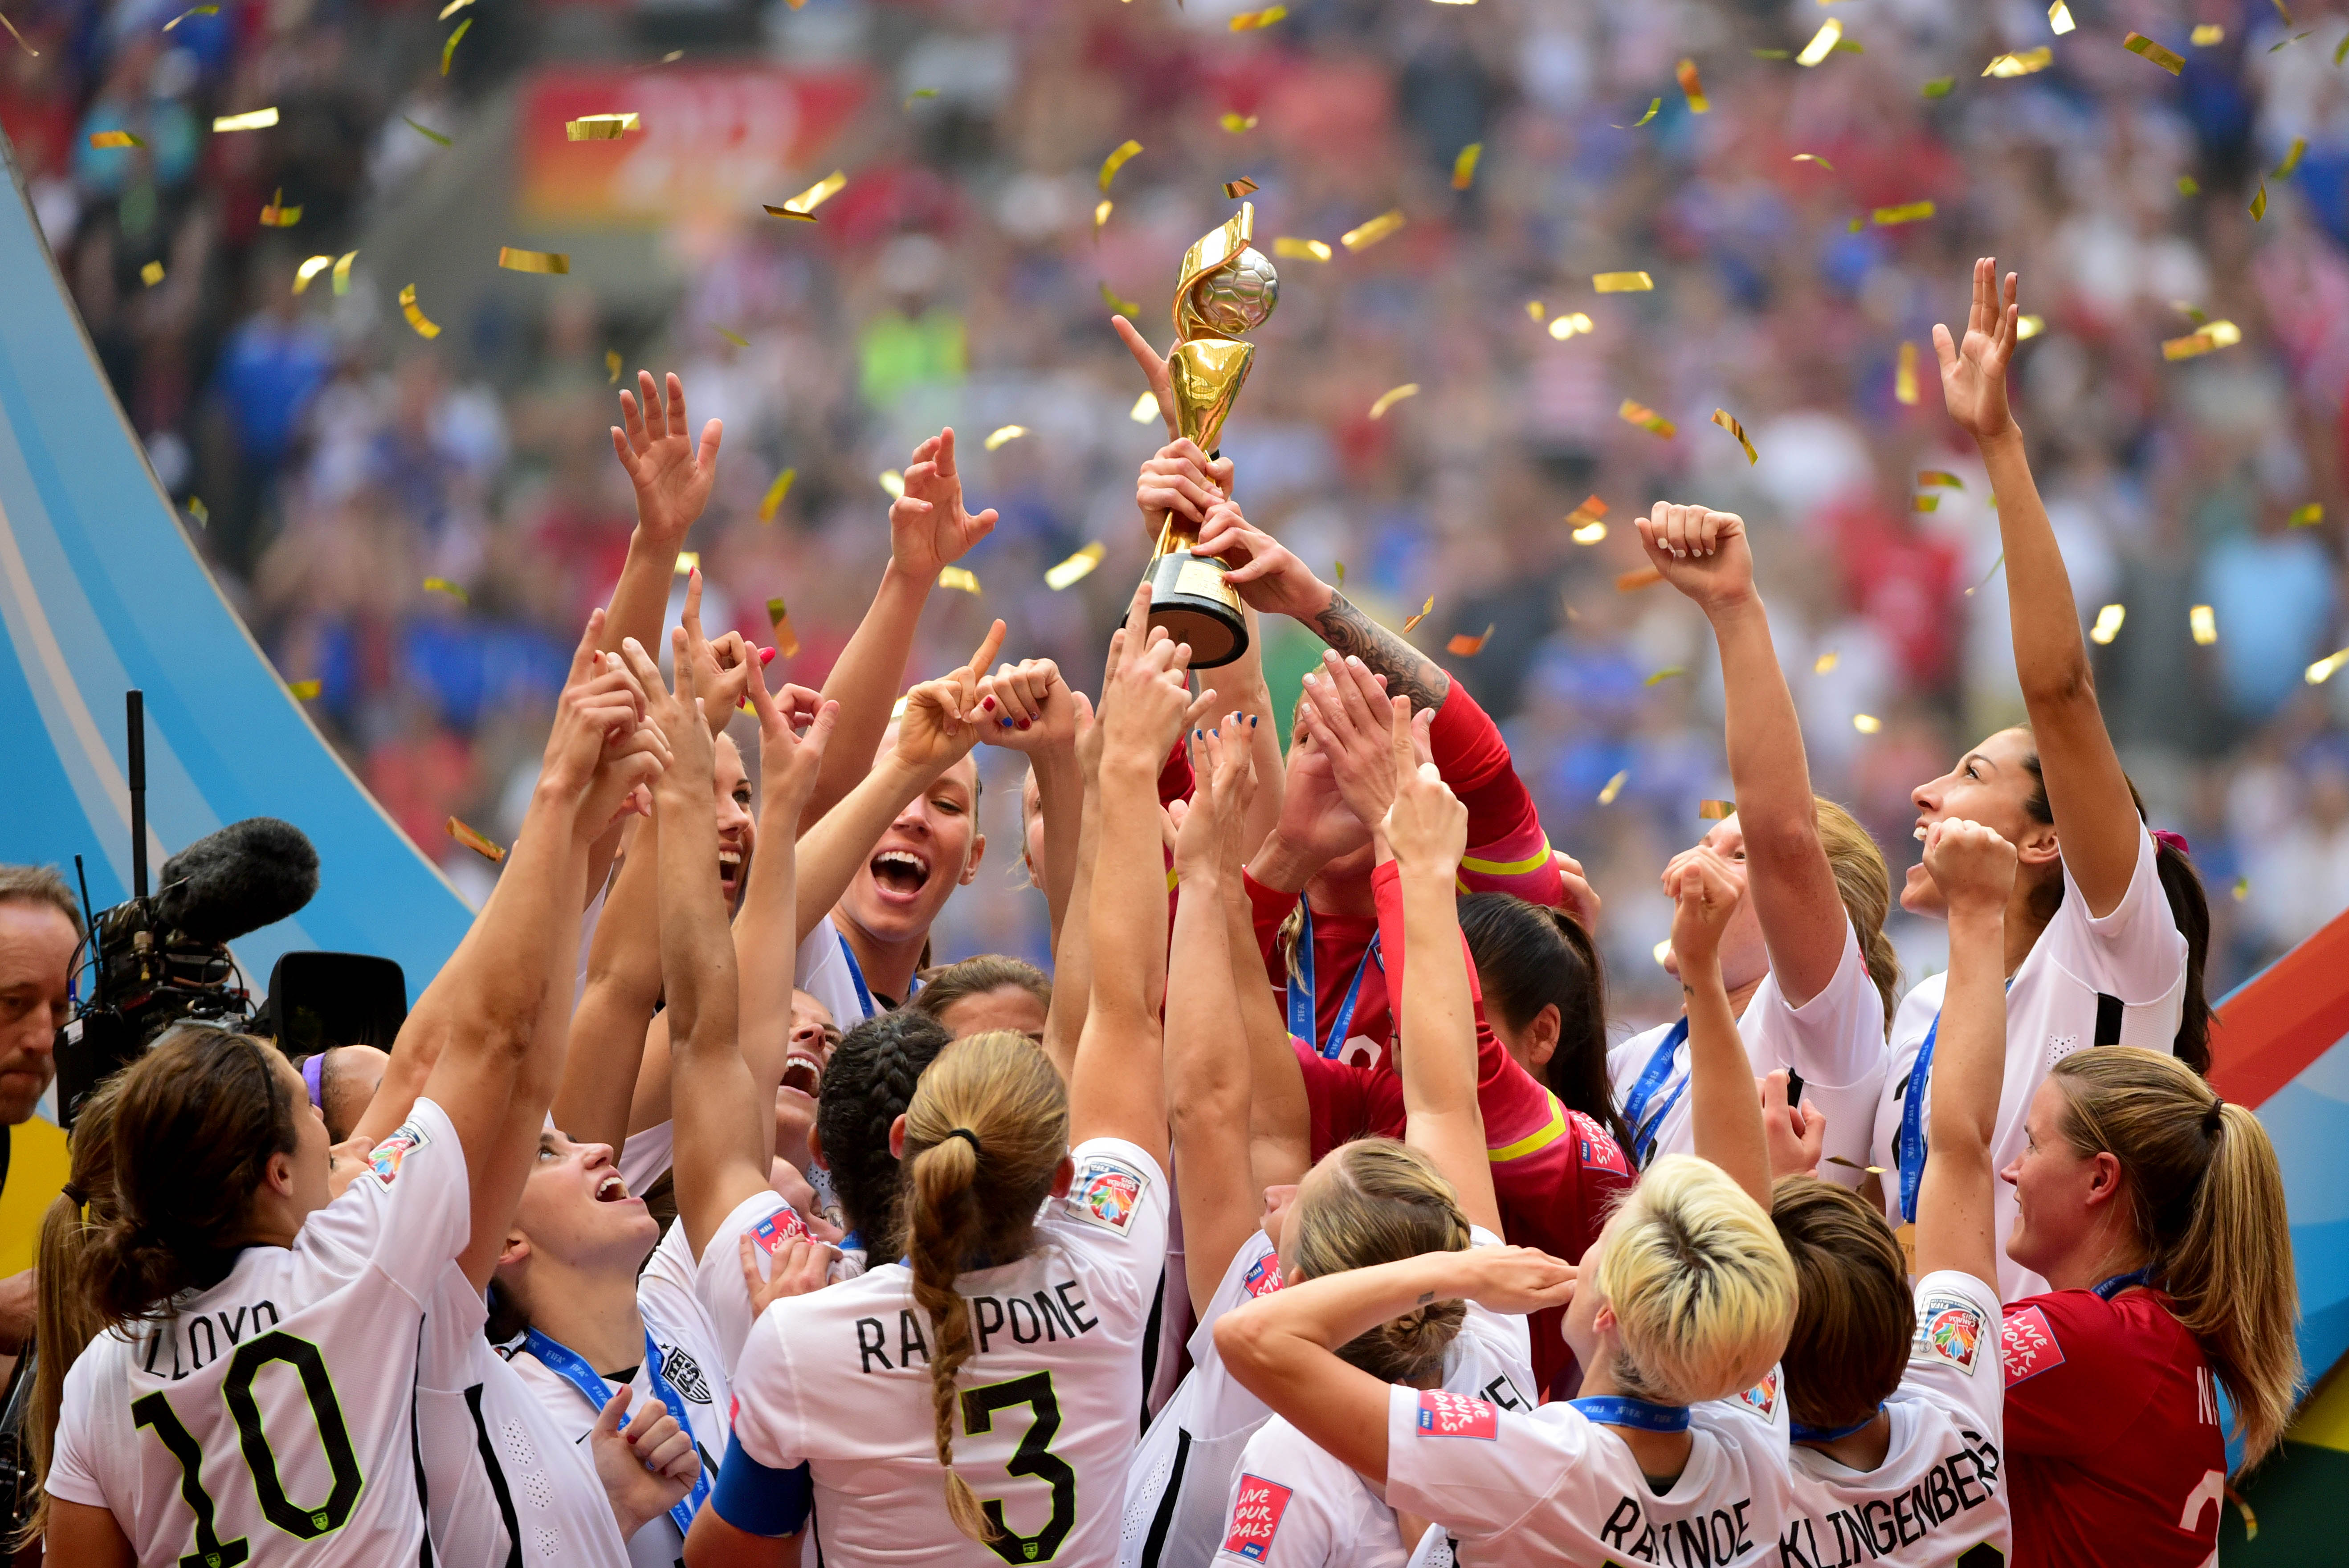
[813,1009,954,1260]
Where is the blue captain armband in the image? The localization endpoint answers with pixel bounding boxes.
[710,1432,813,1538]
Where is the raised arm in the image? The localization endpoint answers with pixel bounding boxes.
[973,657,1085,953]
[1638,503,1848,1006]
[1936,259,2140,915]
[1672,847,1774,1208]
[552,827,664,1152]
[1913,820,2015,1288]
[603,373,720,658]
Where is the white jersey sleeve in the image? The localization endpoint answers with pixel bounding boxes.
[2050,827,2190,1005]
[307,1096,474,1301]
[795,915,874,1028]
[688,1187,820,1379]
[1740,922,1891,1185]
[616,1119,674,1204]
[40,1337,131,1510]
[1217,1418,1414,1568]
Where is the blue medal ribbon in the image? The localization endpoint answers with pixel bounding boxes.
[839,931,878,1021]
[1621,1018,1692,1167]
[1570,1395,1692,1434]
[1285,904,1382,1059]
[1895,980,2015,1224]
[2092,1266,2154,1301]
[524,1327,713,1536]
[1791,1407,1883,1444]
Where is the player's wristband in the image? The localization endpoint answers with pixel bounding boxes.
[709,1433,813,1538]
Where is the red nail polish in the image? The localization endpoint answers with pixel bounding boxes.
[759,647,776,664]
[983,696,996,710]
[1017,718,1032,730]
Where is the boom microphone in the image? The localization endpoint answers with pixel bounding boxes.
[153,817,320,944]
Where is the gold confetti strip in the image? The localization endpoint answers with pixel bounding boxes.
[1851,713,1882,734]
[1965,552,2005,596]
[498,247,570,274]
[1913,495,1941,513]
[1922,77,1955,99]
[438,0,472,15]
[2162,320,2242,360]
[1983,47,2053,76]
[2048,0,2076,35]
[139,260,164,286]
[1098,138,1142,193]
[1752,49,1791,61]
[1571,519,1607,545]
[164,3,218,26]
[1223,177,1259,199]
[1896,342,1920,405]
[765,170,847,221]
[1676,57,1709,113]
[2089,603,2125,644]
[565,113,641,141]
[2193,24,2224,45]
[1824,1156,1888,1175]
[1698,799,1735,819]
[1228,4,1285,30]
[1594,271,1653,293]
[1793,152,1835,171]
[399,284,441,340]
[758,467,797,522]
[1341,209,1406,252]
[0,10,36,54]
[1918,470,1964,489]
[606,350,622,383]
[1046,543,1106,591]
[1598,770,1629,806]
[674,552,699,574]
[1873,200,1935,226]
[938,566,981,594]
[440,16,470,75]
[1617,566,1664,593]
[1273,236,1332,262]
[2177,175,2201,196]
[1334,560,1346,588]
[714,324,749,349]
[1447,625,1494,657]
[1526,301,1546,322]
[879,470,905,500]
[2016,314,2045,340]
[404,115,452,147]
[1814,650,1839,674]
[2233,875,2251,901]
[2290,502,2321,526]
[259,189,300,227]
[905,88,939,106]
[2275,138,2308,180]
[1797,19,1842,66]
[212,107,278,133]
[1402,597,1435,633]
[2251,183,2268,222]
[984,424,1027,452]
[424,576,469,605]
[1566,493,1607,534]
[2275,0,2295,28]
[1653,939,1673,967]
[1451,143,1481,190]
[1645,666,1686,687]
[1619,398,1676,438]
[286,679,322,701]
[766,598,801,659]
[447,817,506,864]
[1711,408,1758,464]
[89,130,143,149]
[1094,199,1113,234]
[2124,32,2186,74]
[1549,312,1595,340]
[293,253,331,294]
[2309,648,2349,684]
[187,496,209,526]
[1220,111,1259,133]
[1369,383,1421,419]
[1099,281,1140,317]
[1130,391,1158,424]
[2191,604,2218,645]
[1622,97,1662,129]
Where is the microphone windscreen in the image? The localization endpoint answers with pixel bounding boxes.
[155,817,320,944]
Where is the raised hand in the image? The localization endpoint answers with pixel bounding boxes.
[619,631,714,802]
[891,428,999,579]
[1297,652,1404,831]
[1379,696,1464,878]
[1932,257,2021,444]
[611,371,722,546]
[1454,1244,1580,1315]
[1113,315,1183,443]
[543,611,661,822]
[977,657,1078,754]
[1664,843,1745,973]
[1103,583,1218,762]
[679,568,766,734]
[893,619,1005,775]
[745,658,837,826]
[1136,438,1234,542]
[1635,502,1754,614]
[738,1230,838,1318]
[1270,733,1372,869]
[590,1385,701,1538]
[1758,1069,1825,1180]
[1547,848,1604,935]
[1922,817,2018,918]
[1196,499,1333,624]
[1173,724,1236,878]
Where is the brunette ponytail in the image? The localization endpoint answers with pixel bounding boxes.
[1456,893,1632,1157]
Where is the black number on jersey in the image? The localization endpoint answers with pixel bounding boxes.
[135,1329,365,1559]
[961,1371,1076,1563]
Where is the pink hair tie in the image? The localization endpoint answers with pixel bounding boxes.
[2152,828,2192,859]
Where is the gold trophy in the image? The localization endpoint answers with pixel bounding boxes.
[1144,201,1279,668]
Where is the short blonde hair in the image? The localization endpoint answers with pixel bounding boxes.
[1597,1155,1798,1404]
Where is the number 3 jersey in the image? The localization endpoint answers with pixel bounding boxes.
[725,1137,1170,1565]
[45,1099,471,1568]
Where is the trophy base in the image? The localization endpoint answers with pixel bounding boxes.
[1146,550,1248,669]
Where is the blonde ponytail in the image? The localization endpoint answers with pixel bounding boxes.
[19,1076,125,1550]
[1290,1138,1473,1383]
[1814,798,1900,1034]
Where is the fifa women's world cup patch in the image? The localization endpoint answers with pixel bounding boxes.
[753,1206,811,1258]
[1068,1153,1150,1235]
[1220,1474,1294,1562]
[1915,1293,1987,1373]
[1416,1389,1498,1439]
[1242,1249,1285,1299]
[1999,1304,2065,1385]
[1737,1368,1780,1419]
[367,1120,431,1185]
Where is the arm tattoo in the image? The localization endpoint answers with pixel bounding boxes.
[1309,591,1452,712]
[1416,1291,1437,1306]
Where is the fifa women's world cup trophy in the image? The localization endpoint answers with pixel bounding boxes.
[1144,202,1279,668]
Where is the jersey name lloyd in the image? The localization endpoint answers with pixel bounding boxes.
[1598,1496,1756,1565]
[139,1299,284,1380]
[1773,1430,2002,1568]
[855,1281,1101,1373]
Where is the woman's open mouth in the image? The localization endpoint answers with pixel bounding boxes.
[869,848,932,906]
[719,844,744,897]
[780,1050,824,1099]
[595,1173,633,1203]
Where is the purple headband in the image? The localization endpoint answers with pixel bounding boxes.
[2152,828,2192,859]
[301,1051,327,1110]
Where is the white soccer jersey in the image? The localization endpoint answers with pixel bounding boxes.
[1778,1271,2006,1568]
[45,1099,470,1568]
[1610,920,1888,1181]
[1147,1173,1192,1421]
[728,1137,1170,1565]
[616,1118,674,1204]
[795,914,884,1028]
[1216,1416,1419,1568]
[1868,827,2186,1298]
[1120,1229,1535,1568]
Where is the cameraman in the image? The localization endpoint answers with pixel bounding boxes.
[0,866,78,1359]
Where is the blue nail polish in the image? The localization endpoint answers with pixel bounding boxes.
[1001,717,1014,728]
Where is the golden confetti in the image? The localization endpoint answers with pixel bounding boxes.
[1824,1156,1888,1175]
[447,817,506,864]
[163,4,218,28]
[1593,271,1654,293]
[2162,320,2243,360]
[2192,24,2224,45]
[1130,391,1159,424]
[1451,143,1482,190]
[984,424,1027,452]
[2290,503,2322,526]
[1621,98,1663,129]
[1753,48,1793,61]
[399,284,441,340]
[2308,648,2349,684]
[2191,604,2218,645]
[1873,201,1935,226]
[139,260,164,287]
[1526,301,1546,322]
[674,552,699,574]
[2177,175,2201,196]
[1676,57,1709,113]
[1341,209,1407,252]
[1653,939,1674,967]
[1566,493,1607,531]
[440,16,470,75]
[1913,495,1941,513]
[1273,236,1333,261]
[906,88,938,105]
[404,115,452,146]
[1403,597,1435,633]
[1447,625,1494,657]
[1598,770,1629,806]
[2274,0,2295,25]
[1046,543,1106,591]
[766,598,801,659]
[2275,138,2308,179]
[286,679,321,701]
[1966,552,2005,596]
[1334,561,1346,588]
[2016,314,2045,340]
[1983,47,2054,76]
[1229,5,1285,29]
[1619,399,1676,438]
[565,113,641,140]
[1100,281,1140,317]
[1549,313,1595,340]
[758,467,797,523]
[1098,138,1143,192]
[212,107,278,133]
[1797,19,1843,65]
[1617,566,1664,593]
[1896,342,1920,405]
[879,470,905,500]
[1223,177,1260,199]
[2089,603,2126,644]
[765,170,847,221]
[1091,199,1113,236]
[187,496,208,526]
[1851,713,1882,734]
[1645,666,1686,687]
[2251,183,2268,222]
[1921,77,1955,98]
[424,576,469,605]
[1369,383,1421,419]
[0,10,36,54]
[938,567,981,595]
[714,325,750,349]
[2233,876,2251,901]
[1814,650,1839,674]
[89,130,144,149]
[1220,112,1259,133]
[498,247,570,274]
[2124,32,2186,74]
[258,188,301,227]
[1918,470,1964,489]
[438,0,472,14]
[293,253,331,293]
[606,350,622,384]
[1698,799,1736,819]
[1711,408,1758,464]
[1793,152,1835,171]
[2048,0,2076,35]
